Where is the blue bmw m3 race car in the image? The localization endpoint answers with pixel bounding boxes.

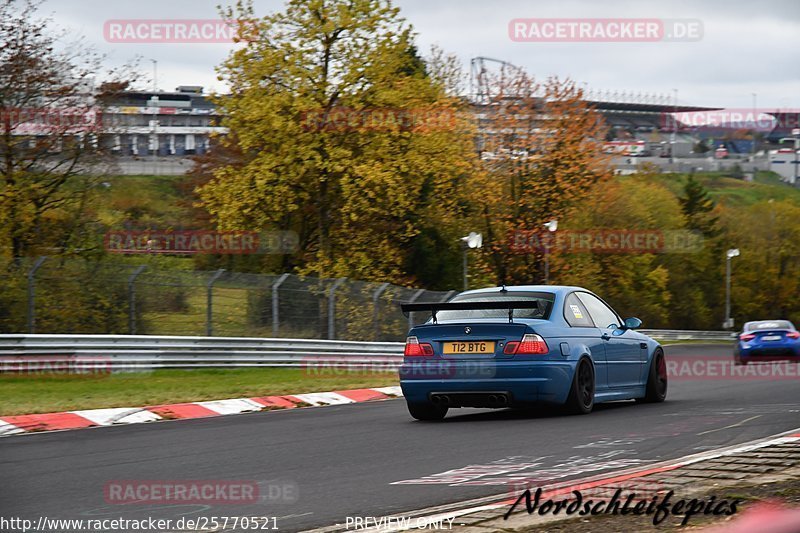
[399,285,667,420]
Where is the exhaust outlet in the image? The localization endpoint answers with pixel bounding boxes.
[432,394,451,405]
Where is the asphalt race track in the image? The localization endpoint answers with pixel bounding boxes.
[2,344,799,531]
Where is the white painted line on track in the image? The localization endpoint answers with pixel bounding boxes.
[696,414,762,435]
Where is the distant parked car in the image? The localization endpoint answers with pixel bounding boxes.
[399,285,667,420]
[734,320,800,365]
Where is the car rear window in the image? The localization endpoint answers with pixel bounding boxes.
[745,320,795,331]
[435,291,555,321]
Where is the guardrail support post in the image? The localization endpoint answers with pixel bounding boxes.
[128,265,147,335]
[440,290,456,302]
[372,282,391,341]
[206,269,226,336]
[327,277,347,340]
[407,289,426,331]
[27,256,46,333]
[272,273,290,337]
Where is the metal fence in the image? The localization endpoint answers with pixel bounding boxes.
[0,257,740,343]
[0,257,453,341]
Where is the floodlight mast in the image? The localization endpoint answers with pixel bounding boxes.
[543,220,558,284]
[724,248,740,329]
[469,57,525,105]
[460,232,483,291]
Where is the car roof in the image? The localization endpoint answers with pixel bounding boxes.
[744,320,796,330]
[456,285,588,297]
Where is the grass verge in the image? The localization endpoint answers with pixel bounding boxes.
[0,368,399,416]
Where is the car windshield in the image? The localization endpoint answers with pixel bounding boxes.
[435,292,555,321]
[745,320,795,332]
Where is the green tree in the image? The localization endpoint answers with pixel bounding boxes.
[0,0,132,260]
[679,175,720,237]
[664,174,724,328]
[465,71,614,285]
[722,200,800,325]
[693,140,710,154]
[550,176,679,328]
[197,0,475,285]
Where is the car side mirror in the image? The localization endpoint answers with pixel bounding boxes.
[623,317,642,330]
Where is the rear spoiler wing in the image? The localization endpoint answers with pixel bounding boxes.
[400,301,543,324]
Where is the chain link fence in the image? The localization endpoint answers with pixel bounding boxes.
[0,257,455,341]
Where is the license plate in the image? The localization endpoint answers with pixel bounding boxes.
[443,341,495,354]
[762,335,782,341]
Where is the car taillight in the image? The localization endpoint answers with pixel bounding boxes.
[787,331,800,339]
[404,336,434,356]
[503,334,548,355]
[739,333,756,342]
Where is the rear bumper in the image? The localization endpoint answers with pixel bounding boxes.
[738,343,800,360]
[738,348,800,360]
[399,359,575,405]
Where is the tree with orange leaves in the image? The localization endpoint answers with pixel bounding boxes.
[466,68,613,285]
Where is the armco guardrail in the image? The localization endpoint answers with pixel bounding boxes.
[0,330,734,371]
[640,329,736,341]
[0,334,405,371]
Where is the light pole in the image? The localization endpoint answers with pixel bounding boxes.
[149,58,159,172]
[150,59,158,92]
[751,92,757,157]
[670,88,678,163]
[724,248,740,329]
[149,94,159,173]
[794,128,800,185]
[460,232,483,291]
[543,219,558,284]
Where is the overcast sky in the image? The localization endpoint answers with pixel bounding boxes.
[38,0,800,109]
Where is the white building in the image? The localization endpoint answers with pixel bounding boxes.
[769,148,800,184]
[101,86,228,158]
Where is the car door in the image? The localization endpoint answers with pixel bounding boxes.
[563,292,608,391]
[576,292,643,389]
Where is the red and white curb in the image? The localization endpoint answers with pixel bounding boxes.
[313,427,800,532]
[0,385,402,436]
